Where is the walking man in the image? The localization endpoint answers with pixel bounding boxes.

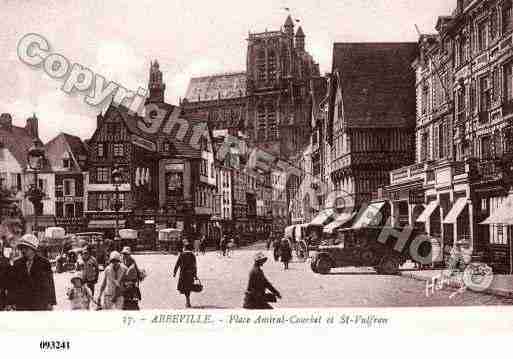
[80,247,99,296]
[8,234,56,311]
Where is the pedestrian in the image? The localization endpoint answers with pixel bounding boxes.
[0,239,11,311]
[66,275,93,310]
[200,235,207,255]
[266,234,272,250]
[80,247,99,296]
[243,252,281,309]
[272,237,281,262]
[97,251,127,310]
[220,235,228,256]
[8,234,56,311]
[121,246,141,284]
[122,280,142,310]
[172,242,197,308]
[280,238,292,270]
[194,236,201,255]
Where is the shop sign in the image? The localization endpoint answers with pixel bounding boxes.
[165,163,184,172]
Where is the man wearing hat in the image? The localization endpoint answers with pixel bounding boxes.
[243,252,281,309]
[97,251,127,310]
[8,233,56,311]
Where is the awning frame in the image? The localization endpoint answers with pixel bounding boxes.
[443,197,468,224]
[416,200,439,223]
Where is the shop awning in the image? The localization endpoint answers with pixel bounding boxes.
[88,219,126,229]
[416,201,439,223]
[323,212,354,234]
[309,208,336,226]
[443,198,468,224]
[481,196,513,225]
[352,201,386,229]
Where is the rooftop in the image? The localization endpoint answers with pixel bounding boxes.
[183,72,247,103]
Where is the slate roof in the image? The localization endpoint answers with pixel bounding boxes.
[105,103,210,159]
[0,119,41,169]
[45,132,88,171]
[332,42,418,128]
[183,72,247,102]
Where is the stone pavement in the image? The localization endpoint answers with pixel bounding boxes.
[51,250,513,310]
[401,269,513,298]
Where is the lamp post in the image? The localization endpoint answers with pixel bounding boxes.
[111,167,123,249]
[26,139,45,237]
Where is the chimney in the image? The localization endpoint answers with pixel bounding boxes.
[0,113,13,131]
[25,114,38,138]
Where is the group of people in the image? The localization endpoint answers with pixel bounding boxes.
[0,229,284,311]
[0,232,145,311]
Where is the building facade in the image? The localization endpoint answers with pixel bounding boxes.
[328,43,418,212]
[181,15,321,159]
[45,133,88,233]
[384,0,513,272]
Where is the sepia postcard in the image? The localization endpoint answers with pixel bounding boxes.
[1,0,513,355]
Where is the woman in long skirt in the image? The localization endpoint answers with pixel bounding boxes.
[173,242,197,308]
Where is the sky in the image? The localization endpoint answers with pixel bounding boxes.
[0,0,455,142]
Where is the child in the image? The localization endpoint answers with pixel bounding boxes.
[122,280,141,310]
[66,275,92,310]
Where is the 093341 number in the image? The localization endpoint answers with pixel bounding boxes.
[40,340,70,351]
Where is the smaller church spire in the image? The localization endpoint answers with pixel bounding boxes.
[147,59,166,104]
[295,26,305,51]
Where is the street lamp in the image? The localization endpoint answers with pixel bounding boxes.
[26,139,45,237]
[111,167,123,249]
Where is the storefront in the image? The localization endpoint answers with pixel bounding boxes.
[480,191,513,273]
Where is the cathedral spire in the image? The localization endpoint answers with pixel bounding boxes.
[284,15,294,36]
[147,59,166,103]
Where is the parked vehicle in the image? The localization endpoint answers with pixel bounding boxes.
[119,229,138,251]
[311,226,434,275]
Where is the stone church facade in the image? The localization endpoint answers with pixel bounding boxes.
[180,15,321,159]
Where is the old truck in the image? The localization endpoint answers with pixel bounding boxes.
[310,226,439,275]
